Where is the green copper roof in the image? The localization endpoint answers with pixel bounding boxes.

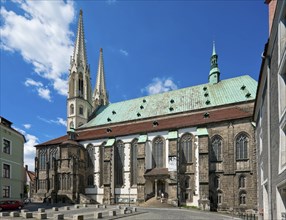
[105,138,115,146]
[197,128,208,136]
[168,131,178,139]
[138,135,148,143]
[81,75,257,128]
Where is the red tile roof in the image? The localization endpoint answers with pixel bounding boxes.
[36,105,252,147]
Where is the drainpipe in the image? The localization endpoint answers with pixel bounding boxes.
[266,56,273,220]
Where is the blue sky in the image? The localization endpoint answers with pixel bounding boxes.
[0,0,268,170]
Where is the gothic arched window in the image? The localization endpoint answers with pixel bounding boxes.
[114,140,124,187]
[180,134,192,164]
[49,147,58,169]
[39,149,47,170]
[239,175,246,188]
[214,176,220,189]
[69,121,74,130]
[211,135,222,161]
[79,105,84,115]
[87,144,94,168]
[79,73,84,97]
[152,137,164,168]
[99,143,105,186]
[87,175,94,187]
[236,133,249,160]
[217,190,223,205]
[70,104,74,115]
[239,191,246,205]
[131,139,138,186]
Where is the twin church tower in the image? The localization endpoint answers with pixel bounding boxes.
[67,10,108,131]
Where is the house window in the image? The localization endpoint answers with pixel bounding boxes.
[211,135,222,161]
[79,106,84,115]
[3,164,10,178]
[87,144,94,168]
[278,71,286,117]
[131,139,138,186]
[239,175,246,188]
[236,133,249,160]
[180,134,192,164]
[2,186,10,198]
[239,191,246,205]
[3,139,11,154]
[87,175,94,187]
[70,104,74,115]
[152,137,164,168]
[114,140,124,187]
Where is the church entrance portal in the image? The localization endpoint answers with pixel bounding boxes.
[154,179,165,198]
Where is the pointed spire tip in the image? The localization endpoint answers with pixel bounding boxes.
[80,9,83,16]
[212,41,216,55]
[100,48,103,52]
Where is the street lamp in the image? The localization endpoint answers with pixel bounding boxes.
[128,188,131,207]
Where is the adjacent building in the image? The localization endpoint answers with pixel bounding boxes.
[0,116,26,201]
[34,10,258,213]
[254,0,286,219]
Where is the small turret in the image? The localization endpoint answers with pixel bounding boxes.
[208,41,220,84]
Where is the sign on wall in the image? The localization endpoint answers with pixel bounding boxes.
[169,156,177,171]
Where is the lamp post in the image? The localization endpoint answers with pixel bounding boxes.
[128,188,131,207]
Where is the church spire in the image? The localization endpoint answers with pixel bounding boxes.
[72,9,88,68]
[67,9,93,131]
[92,48,108,110]
[209,41,220,84]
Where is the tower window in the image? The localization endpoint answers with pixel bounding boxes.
[79,106,84,115]
[78,76,84,97]
[69,121,74,130]
[70,104,74,115]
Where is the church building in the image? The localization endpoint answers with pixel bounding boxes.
[34,10,257,213]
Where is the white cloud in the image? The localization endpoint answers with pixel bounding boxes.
[38,87,51,102]
[142,77,178,95]
[0,0,75,97]
[119,49,128,56]
[37,116,67,127]
[24,78,52,102]
[13,127,38,171]
[23,124,31,129]
[24,78,43,87]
